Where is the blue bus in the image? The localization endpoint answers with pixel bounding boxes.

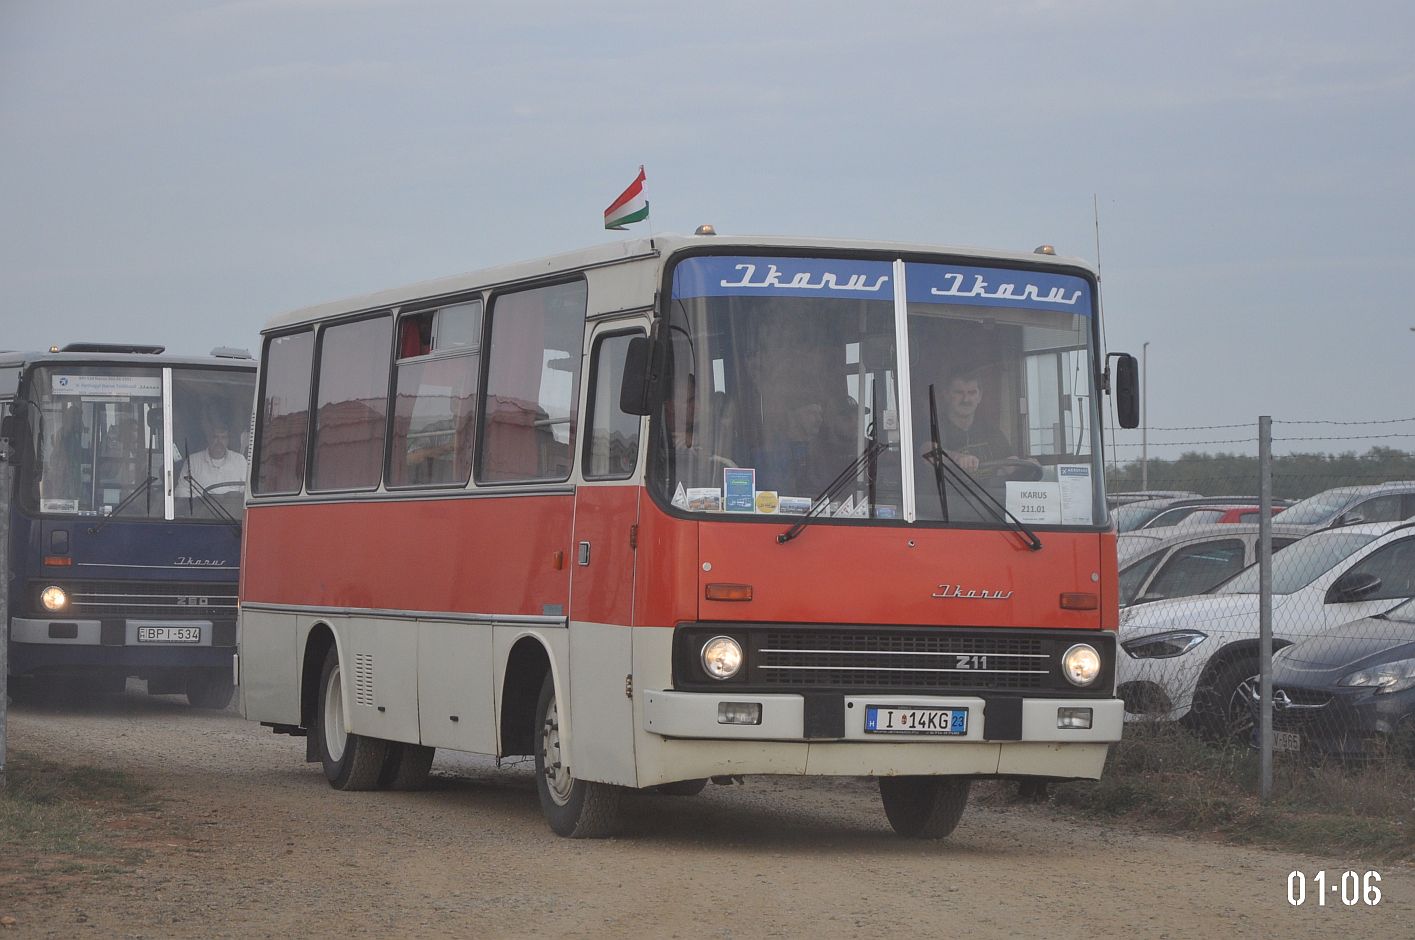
[2,343,256,707]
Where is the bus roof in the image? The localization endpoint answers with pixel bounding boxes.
[261,232,1099,334]
[0,347,256,371]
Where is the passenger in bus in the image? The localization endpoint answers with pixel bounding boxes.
[177,414,248,496]
[752,394,840,497]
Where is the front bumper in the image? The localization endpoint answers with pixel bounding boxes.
[1265,684,1415,760]
[8,616,235,674]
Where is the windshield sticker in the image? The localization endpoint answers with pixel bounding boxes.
[906,263,1092,315]
[778,496,811,515]
[673,256,894,300]
[723,468,757,512]
[687,488,722,512]
[833,495,857,518]
[755,491,779,514]
[1006,482,1062,524]
[1058,464,1095,525]
[51,374,162,397]
[672,482,689,509]
[41,498,79,514]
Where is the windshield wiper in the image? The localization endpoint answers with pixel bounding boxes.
[777,436,888,545]
[179,456,242,534]
[922,443,1043,552]
[87,474,158,536]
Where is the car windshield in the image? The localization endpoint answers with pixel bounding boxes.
[1214,530,1379,595]
[649,254,1105,526]
[22,364,255,520]
[1114,503,1166,531]
[1273,489,1359,525]
[1384,598,1415,624]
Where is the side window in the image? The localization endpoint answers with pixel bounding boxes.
[1341,538,1415,601]
[309,316,393,492]
[1146,539,1246,600]
[477,280,587,484]
[1350,494,1404,524]
[388,300,482,488]
[254,331,315,495]
[1118,551,1163,605]
[583,331,643,480]
[1181,509,1223,526]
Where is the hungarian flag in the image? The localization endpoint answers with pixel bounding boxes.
[604,166,648,230]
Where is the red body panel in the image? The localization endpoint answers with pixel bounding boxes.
[242,489,1117,633]
[243,496,573,615]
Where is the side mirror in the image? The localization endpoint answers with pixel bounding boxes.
[619,334,670,417]
[1113,354,1140,429]
[1326,570,1381,603]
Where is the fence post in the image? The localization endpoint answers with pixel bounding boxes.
[0,457,10,790]
[1258,416,1273,800]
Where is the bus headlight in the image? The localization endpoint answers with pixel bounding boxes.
[701,636,743,680]
[41,585,68,612]
[1061,643,1102,687]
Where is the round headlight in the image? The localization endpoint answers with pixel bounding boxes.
[701,635,743,680]
[41,585,68,612]
[1062,643,1102,687]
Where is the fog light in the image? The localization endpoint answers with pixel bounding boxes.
[1057,706,1093,729]
[1061,643,1102,687]
[717,702,762,725]
[701,636,743,680]
[41,585,68,612]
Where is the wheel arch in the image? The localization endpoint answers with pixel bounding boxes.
[500,635,555,757]
[300,622,337,761]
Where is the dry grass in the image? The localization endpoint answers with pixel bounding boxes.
[1033,723,1415,861]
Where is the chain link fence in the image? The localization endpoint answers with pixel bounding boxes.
[1110,417,1415,790]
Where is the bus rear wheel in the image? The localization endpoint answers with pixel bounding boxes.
[185,669,234,709]
[316,646,387,790]
[379,742,436,790]
[534,673,623,838]
[878,776,971,839]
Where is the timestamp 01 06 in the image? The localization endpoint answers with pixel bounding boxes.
[1288,870,1382,906]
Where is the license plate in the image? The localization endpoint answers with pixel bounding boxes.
[1273,730,1300,752]
[865,705,968,736]
[136,626,202,644]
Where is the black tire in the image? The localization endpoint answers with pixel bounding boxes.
[185,669,234,709]
[316,645,388,790]
[533,673,623,838]
[379,742,436,790]
[654,778,708,797]
[1192,656,1258,743]
[879,776,971,839]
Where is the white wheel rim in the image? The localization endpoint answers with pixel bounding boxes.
[324,662,347,763]
[541,690,573,806]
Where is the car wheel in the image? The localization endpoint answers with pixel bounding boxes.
[534,673,624,837]
[185,668,234,709]
[878,776,970,839]
[1193,656,1258,743]
[316,645,388,790]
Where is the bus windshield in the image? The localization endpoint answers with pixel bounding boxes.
[650,255,1104,526]
[22,364,256,521]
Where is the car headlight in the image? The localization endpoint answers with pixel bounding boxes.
[1338,657,1415,694]
[1122,630,1207,659]
[1061,643,1102,687]
[40,585,68,612]
[701,636,743,680]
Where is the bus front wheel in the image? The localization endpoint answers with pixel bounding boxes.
[533,673,623,838]
[185,669,234,709]
[878,776,971,839]
[316,646,388,790]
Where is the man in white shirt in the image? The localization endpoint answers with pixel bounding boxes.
[177,418,247,497]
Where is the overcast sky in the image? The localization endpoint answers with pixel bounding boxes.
[3,0,1412,461]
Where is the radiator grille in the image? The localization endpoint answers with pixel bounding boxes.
[41,580,237,619]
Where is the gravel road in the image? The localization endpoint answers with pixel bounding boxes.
[3,687,1409,938]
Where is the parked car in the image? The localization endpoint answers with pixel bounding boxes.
[1254,601,1415,763]
[1272,481,1415,533]
[1138,503,1284,530]
[1108,490,1198,509]
[1113,495,1278,533]
[1117,522,1308,607]
[1117,520,1415,735]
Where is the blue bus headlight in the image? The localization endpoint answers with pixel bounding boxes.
[701,636,743,680]
[41,585,69,612]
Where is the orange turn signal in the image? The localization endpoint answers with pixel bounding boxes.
[43,556,73,567]
[705,583,753,602]
[1060,592,1098,610]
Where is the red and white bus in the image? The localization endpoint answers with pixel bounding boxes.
[239,232,1140,838]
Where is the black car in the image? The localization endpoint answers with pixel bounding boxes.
[1258,602,1415,762]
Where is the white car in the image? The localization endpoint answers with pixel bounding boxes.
[1117,521,1415,734]
[1118,522,1308,607]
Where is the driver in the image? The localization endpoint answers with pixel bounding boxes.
[935,369,1015,472]
[177,415,247,497]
